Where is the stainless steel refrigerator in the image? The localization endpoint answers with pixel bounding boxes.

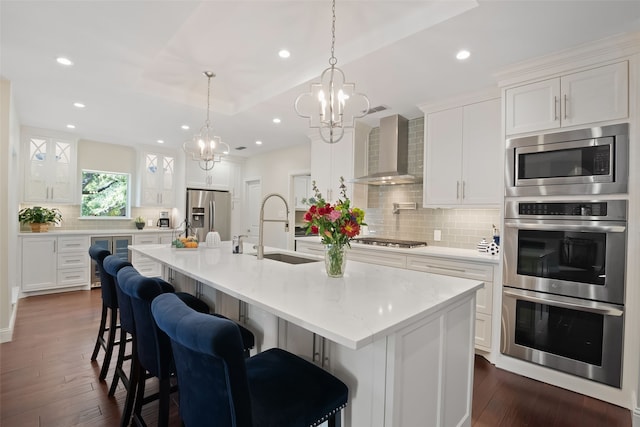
[186,188,232,242]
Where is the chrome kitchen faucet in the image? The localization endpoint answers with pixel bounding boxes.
[256,193,290,260]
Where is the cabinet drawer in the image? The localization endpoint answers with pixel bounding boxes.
[296,241,324,256]
[349,249,407,269]
[134,261,161,277]
[58,236,89,253]
[58,252,88,269]
[134,234,159,245]
[406,255,493,282]
[57,268,89,287]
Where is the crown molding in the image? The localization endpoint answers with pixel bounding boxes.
[495,31,640,88]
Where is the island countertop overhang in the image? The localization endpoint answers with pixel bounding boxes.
[129,242,483,350]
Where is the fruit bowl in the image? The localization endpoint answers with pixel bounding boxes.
[171,236,199,249]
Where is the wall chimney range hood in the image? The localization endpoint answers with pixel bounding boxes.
[352,115,421,185]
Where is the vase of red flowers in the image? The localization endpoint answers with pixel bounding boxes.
[303,177,365,278]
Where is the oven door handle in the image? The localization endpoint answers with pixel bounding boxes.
[503,288,624,316]
[504,219,626,233]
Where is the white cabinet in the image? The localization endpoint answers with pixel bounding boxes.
[131,233,163,277]
[21,236,57,291]
[21,235,89,292]
[423,97,501,207]
[186,158,241,195]
[505,61,628,135]
[140,151,175,207]
[293,175,311,210]
[56,236,90,288]
[23,134,77,203]
[405,255,494,352]
[309,122,369,206]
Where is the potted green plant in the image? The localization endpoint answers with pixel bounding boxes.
[18,206,62,232]
[134,216,145,230]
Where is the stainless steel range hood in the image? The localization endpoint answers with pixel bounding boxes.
[352,115,421,185]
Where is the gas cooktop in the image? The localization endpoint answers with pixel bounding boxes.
[353,237,427,249]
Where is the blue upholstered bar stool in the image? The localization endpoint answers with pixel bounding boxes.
[103,255,135,402]
[88,245,122,381]
[151,292,349,427]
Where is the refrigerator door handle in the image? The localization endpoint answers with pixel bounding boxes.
[210,200,215,231]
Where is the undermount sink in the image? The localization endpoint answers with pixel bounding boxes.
[255,252,321,265]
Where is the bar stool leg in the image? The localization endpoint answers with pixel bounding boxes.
[91,304,108,361]
[109,327,130,396]
[98,307,118,381]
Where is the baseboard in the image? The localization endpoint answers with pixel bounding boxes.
[633,407,640,427]
[0,299,18,343]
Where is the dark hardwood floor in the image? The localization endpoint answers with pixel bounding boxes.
[0,290,632,426]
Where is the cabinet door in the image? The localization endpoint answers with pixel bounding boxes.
[24,137,76,203]
[561,61,628,127]
[505,78,560,135]
[424,107,463,206]
[141,153,175,207]
[293,175,311,209]
[186,158,232,190]
[310,138,333,201]
[461,98,502,205]
[22,237,57,291]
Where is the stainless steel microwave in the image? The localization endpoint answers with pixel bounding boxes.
[505,124,628,197]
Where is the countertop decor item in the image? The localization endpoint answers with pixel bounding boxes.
[302,176,366,277]
[134,216,145,230]
[171,236,199,249]
[18,206,62,232]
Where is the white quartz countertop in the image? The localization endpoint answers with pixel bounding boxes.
[19,228,176,236]
[130,242,483,350]
[295,236,500,264]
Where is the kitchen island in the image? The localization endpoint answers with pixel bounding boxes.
[130,242,483,427]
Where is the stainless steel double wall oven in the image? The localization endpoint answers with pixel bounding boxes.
[501,124,629,388]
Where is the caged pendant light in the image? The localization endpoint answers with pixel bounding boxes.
[294,0,370,144]
[183,71,230,171]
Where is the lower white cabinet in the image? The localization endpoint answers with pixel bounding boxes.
[296,239,496,352]
[21,235,89,292]
[132,232,172,277]
[405,255,494,352]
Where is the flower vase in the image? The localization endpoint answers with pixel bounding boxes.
[324,244,347,278]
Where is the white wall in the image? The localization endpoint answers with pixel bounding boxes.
[1,78,21,342]
[243,143,310,250]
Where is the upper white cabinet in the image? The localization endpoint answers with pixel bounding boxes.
[23,134,77,203]
[423,97,501,207]
[140,151,175,207]
[309,122,369,206]
[505,61,628,135]
[185,158,241,195]
[293,175,311,210]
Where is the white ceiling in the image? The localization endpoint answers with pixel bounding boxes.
[2,1,639,157]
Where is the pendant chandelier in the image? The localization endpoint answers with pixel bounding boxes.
[294,0,370,144]
[183,71,230,171]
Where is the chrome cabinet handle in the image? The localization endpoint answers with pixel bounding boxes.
[462,181,466,199]
[563,94,568,119]
[503,288,623,316]
[456,181,460,199]
[553,96,558,120]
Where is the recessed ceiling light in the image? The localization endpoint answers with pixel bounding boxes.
[66,124,76,129]
[181,125,190,130]
[73,102,85,108]
[56,57,73,66]
[456,50,470,60]
[272,118,281,124]
[255,140,263,145]
[157,139,164,144]
[278,49,290,59]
